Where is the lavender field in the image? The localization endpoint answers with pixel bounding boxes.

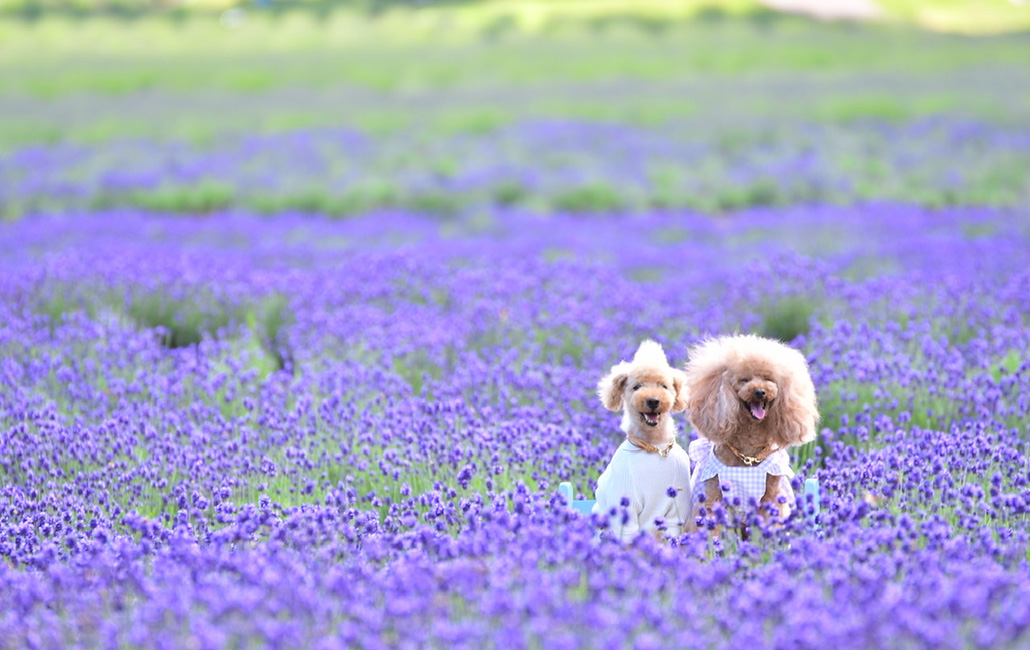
[2,5,1030,649]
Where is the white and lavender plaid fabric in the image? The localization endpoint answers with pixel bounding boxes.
[688,438,796,511]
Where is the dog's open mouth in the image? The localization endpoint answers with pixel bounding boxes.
[747,399,768,421]
[640,411,661,427]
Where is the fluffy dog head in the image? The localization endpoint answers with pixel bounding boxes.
[684,334,818,449]
[598,340,688,439]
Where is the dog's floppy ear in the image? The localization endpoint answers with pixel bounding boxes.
[671,369,689,413]
[598,362,630,411]
[684,340,736,442]
[767,347,820,447]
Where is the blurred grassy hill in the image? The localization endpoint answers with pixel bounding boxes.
[0,0,1027,151]
[0,0,1027,215]
[0,0,1028,33]
[1,13,1027,148]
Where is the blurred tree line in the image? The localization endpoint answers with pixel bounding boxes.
[1,0,435,18]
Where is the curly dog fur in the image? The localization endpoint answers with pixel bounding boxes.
[685,334,819,521]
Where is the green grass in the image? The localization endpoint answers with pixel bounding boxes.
[988,348,1024,383]
[122,182,235,214]
[128,292,235,348]
[552,183,628,214]
[1,10,1029,150]
[757,296,819,343]
[877,0,1030,33]
[37,282,293,368]
[3,0,1027,33]
[3,16,1024,99]
[252,181,401,217]
[127,291,293,374]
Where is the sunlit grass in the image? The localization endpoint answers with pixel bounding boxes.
[1,10,1027,102]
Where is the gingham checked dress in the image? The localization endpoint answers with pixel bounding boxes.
[688,438,796,512]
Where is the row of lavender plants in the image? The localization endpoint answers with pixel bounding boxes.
[2,201,1029,647]
[4,118,1029,218]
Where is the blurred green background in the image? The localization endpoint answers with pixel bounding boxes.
[1,0,1027,219]
[1,0,1028,146]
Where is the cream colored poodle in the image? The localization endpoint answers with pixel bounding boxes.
[592,340,693,541]
[684,334,819,524]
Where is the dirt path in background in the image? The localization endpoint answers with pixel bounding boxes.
[760,0,882,20]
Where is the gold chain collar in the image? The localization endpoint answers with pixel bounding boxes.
[724,442,776,467]
[627,435,676,458]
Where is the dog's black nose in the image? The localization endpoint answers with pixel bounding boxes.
[645,398,660,410]
[753,389,767,400]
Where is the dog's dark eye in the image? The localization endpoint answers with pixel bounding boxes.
[659,384,668,390]
[738,378,749,384]
[632,384,642,391]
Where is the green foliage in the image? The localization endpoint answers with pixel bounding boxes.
[434,109,508,135]
[713,180,784,211]
[122,182,235,214]
[551,183,627,213]
[3,11,1028,108]
[757,295,818,342]
[36,284,98,333]
[408,190,466,217]
[392,350,442,395]
[250,294,293,372]
[876,0,1030,34]
[628,267,665,283]
[250,181,401,217]
[126,290,292,367]
[4,0,1028,36]
[988,348,1024,384]
[492,180,529,207]
[128,292,234,348]
[815,96,910,123]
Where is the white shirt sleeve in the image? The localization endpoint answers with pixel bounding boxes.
[592,447,644,542]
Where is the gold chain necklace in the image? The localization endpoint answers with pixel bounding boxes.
[627,435,676,458]
[724,442,775,467]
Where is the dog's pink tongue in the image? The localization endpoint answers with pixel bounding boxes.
[749,401,767,420]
